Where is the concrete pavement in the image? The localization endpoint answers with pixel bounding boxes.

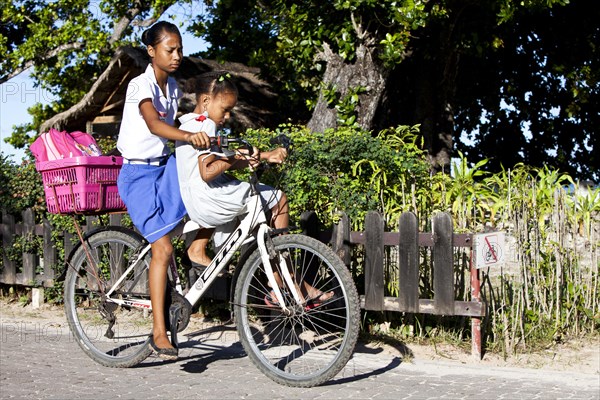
[0,318,598,399]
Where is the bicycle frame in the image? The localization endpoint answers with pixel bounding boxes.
[102,192,298,313]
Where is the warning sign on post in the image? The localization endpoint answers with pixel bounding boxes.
[474,232,505,269]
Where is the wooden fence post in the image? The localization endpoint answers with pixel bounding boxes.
[109,213,123,226]
[21,208,36,285]
[364,211,384,310]
[433,212,454,315]
[64,230,75,262]
[85,216,98,232]
[1,211,16,284]
[398,212,419,313]
[331,212,351,268]
[300,211,320,239]
[42,218,56,286]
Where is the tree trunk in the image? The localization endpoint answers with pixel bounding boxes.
[308,42,388,133]
[413,59,455,173]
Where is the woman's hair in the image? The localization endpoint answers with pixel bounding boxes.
[141,21,181,47]
[185,71,238,99]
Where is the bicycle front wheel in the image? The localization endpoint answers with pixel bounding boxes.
[64,229,153,367]
[234,234,360,387]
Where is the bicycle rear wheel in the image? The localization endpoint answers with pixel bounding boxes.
[234,234,360,387]
[64,229,153,367]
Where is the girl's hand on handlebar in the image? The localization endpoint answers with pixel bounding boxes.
[261,147,287,164]
[235,146,261,169]
[186,131,211,149]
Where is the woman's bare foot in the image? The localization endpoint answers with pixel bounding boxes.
[153,333,174,349]
[150,332,178,360]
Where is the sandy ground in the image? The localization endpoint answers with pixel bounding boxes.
[1,298,598,376]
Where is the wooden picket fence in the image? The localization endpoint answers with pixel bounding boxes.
[1,208,486,357]
[0,210,125,287]
[300,210,485,358]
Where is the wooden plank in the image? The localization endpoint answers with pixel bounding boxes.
[358,297,485,317]
[331,212,351,267]
[350,231,365,244]
[419,299,485,317]
[85,216,98,232]
[398,212,419,312]
[348,231,472,247]
[299,211,321,284]
[1,211,16,284]
[433,212,454,315]
[92,115,120,123]
[42,219,56,286]
[364,211,384,310]
[64,232,75,265]
[21,208,36,285]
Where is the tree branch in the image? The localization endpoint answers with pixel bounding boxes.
[109,1,171,44]
[2,0,169,83]
[109,0,145,45]
[0,42,84,84]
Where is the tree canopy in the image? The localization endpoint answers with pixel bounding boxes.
[1,0,183,147]
[2,0,598,180]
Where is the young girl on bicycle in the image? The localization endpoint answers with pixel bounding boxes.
[175,71,288,266]
[116,21,210,360]
[175,72,333,306]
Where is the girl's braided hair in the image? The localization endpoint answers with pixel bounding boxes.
[185,71,238,98]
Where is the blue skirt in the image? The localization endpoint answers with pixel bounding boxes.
[117,154,186,243]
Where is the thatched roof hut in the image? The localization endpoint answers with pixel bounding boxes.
[39,46,280,137]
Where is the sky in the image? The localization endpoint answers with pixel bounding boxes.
[0,5,207,164]
[0,71,52,162]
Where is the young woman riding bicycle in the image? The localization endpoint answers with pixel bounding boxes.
[115,21,210,360]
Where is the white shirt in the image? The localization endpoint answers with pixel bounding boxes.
[117,64,182,159]
[175,112,217,185]
[176,112,247,228]
[176,112,280,233]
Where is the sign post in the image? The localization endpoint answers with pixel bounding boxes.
[471,232,505,359]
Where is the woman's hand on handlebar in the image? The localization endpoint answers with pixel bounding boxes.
[186,131,211,149]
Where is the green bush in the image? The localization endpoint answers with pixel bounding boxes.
[0,155,45,217]
[244,124,430,230]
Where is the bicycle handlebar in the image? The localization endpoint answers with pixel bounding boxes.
[209,133,293,155]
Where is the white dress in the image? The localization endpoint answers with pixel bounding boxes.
[175,112,280,229]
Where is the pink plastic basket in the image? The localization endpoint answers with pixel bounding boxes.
[36,156,126,215]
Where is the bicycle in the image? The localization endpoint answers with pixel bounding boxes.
[60,134,360,387]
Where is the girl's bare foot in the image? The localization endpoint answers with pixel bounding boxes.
[187,253,212,266]
[306,290,335,303]
[302,282,335,303]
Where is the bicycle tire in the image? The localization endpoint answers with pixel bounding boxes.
[234,234,360,387]
[64,229,153,367]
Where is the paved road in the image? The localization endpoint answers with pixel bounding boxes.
[0,319,598,400]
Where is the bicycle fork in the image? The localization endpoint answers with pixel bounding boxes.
[257,224,303,313]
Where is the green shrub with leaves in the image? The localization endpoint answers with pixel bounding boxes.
[244,124,430,230]
[0,155,45,217]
